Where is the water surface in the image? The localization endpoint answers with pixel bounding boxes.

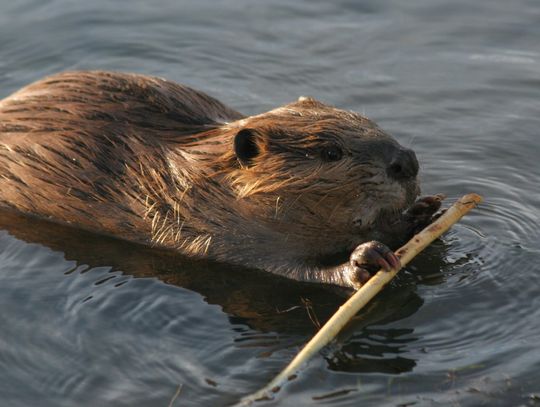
[1,1,539,406]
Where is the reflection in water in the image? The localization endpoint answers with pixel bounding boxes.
[328,287,424,374]
[0,209,433,372]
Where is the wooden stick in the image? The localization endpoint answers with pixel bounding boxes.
[236,193,483,406]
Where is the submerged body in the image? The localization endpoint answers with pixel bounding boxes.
[0,71,438,288]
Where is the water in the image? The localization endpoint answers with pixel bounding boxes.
[1,0,539,406]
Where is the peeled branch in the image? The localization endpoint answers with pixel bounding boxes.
[236,193,483,406]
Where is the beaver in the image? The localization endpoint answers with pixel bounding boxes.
[0,71,441,289]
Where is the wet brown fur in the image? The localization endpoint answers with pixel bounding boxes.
[0,71,419,287]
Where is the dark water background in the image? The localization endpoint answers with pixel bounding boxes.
[1,1,539,406]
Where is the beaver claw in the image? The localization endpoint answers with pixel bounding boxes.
[346,241,401,287]
[403,194,445,234]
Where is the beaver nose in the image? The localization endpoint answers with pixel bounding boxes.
[386,148,419,181]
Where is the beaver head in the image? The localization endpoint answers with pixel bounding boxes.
[211,97,420,260]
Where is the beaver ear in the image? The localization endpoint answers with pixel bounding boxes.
[297,96,323,107]
[234,129,261,166]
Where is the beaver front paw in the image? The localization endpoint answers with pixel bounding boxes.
[404,194,445,234]
[346,241,401,288]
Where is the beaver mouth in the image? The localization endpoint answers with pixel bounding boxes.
[395,180,421,213]
[351,180,420,230]
[377,181,421,225]
[351,203,406,231]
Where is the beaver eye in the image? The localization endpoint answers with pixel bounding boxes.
[320,145,343,162]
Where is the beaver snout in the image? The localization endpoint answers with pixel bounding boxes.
[386,147,419,182]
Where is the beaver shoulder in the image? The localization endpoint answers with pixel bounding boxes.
[0,71,432,289]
